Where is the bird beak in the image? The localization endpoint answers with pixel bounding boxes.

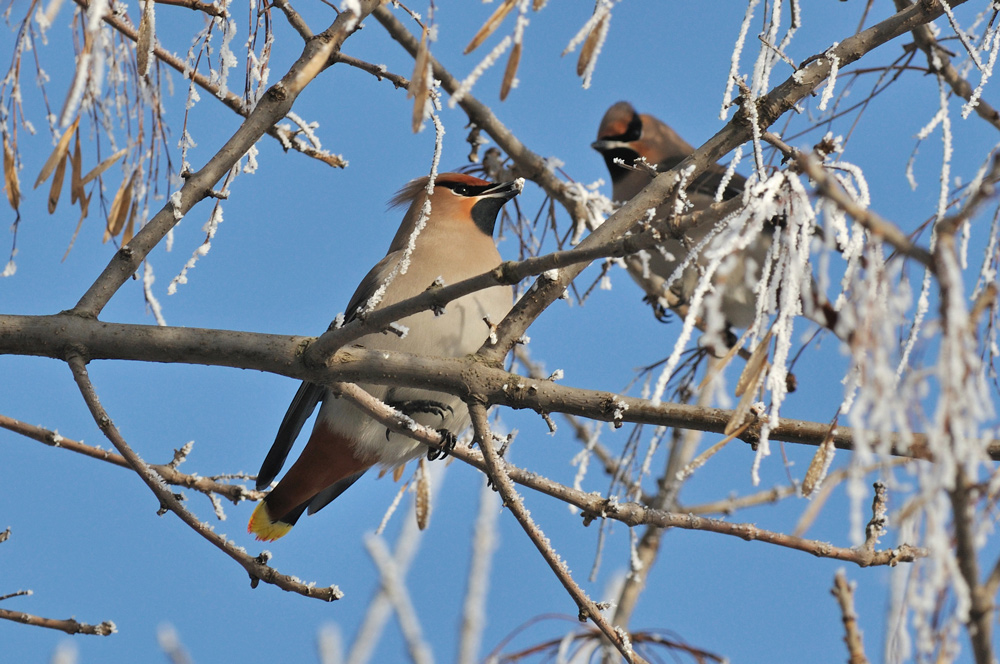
[591,138,630,153]
[479,178,523,201]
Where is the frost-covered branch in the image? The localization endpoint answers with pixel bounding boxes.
[70,1,377,318]
[893,0,1000,132]
[71,0,344,167]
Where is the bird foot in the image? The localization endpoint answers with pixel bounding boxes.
[388,399,454,421]
[427,429,457,461]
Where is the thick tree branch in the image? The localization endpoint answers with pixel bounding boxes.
[2,313,996,462]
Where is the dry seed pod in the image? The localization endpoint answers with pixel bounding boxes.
[464,0,516,55]
[121,198,139,245]
[576,13,607,76]
[104,170,136,243]
[47,150,68,214]
[3,134,19,211]
[392,463,405,483]
[735,331,772,397]
[500,41,521,101]
[70,129,83,205]
[34,117,79,189]
[415,457,430,530]
[136,0,156,77]
[80,148,128,187]
[801,430,836,497]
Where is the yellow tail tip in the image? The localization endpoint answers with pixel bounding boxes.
[248,501,293,542]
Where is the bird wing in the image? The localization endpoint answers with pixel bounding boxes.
[256,381,324,490]
[255,251,403,491]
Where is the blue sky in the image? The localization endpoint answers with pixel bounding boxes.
[2,2,997,662]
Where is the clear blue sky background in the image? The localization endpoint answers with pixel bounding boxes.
[2,2,996,662]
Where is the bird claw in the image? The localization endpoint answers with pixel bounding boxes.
[388,399,454,421]
[427,429,457,461]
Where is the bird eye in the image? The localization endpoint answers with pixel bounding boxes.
[452,185,471,196]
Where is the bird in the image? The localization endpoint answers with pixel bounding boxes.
[248,172,521,541]
[591,101,765,330]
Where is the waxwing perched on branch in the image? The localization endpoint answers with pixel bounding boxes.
[249,173,521,541]
[592,101,766,330]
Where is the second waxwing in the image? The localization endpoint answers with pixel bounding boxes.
[248,173,521,541]
[592,101,767,330]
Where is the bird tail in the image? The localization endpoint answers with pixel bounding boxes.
[248,500,304,541]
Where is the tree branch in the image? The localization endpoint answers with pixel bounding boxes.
[72,0,343,167]
[2,313,995,462]
[65,352,343,602]
[466,401,644,664]
[0,413,263,506]
[0,608,116,636]
[71,0,379,317]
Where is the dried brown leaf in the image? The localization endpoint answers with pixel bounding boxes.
[70,129,83,205]
[500,41,521,101]
[48,150,68,214]
[415,457,430,530]
[3,134,19,211]
[577,14,607,76]
[80,148,128,187]
[34,117,79,189]
[801,426,837,498]
[464,0,516,55]
[104,171,135,243]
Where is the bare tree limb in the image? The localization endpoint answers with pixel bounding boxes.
[2,313,995,462]
[893,0,1000,132]
[154,0,225,17]
[65,352,343,602]
[0,413,263,506]
[466,401,644,664]
[71,0,380,317]
[72,0,344,167]
[832,571,870,664]
[0,607,116,636]
[331,381,927,569]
